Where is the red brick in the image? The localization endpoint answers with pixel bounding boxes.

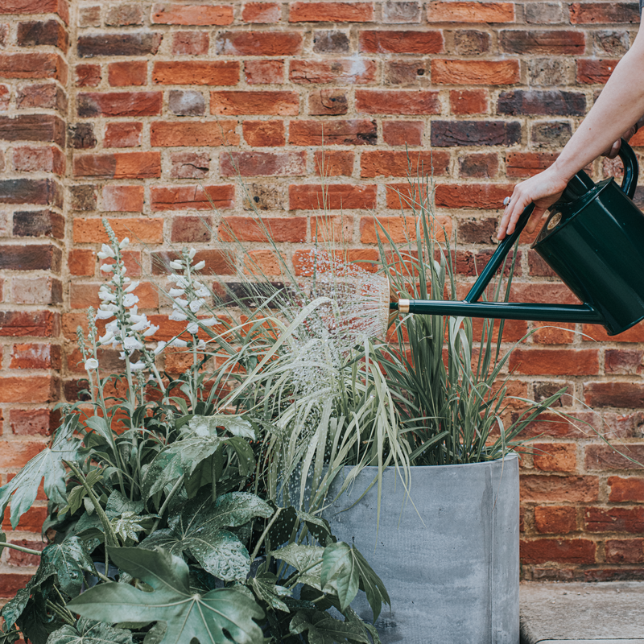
[531,321,576,345]
[450,89,488,115]
[216,31,302,56]
[355,90,440,115]
[500,30,586,55]
[78,34,162,58]
[73,152,161,178]
[506,151,559,178]
[107,61,147,87]
[509,349,598,376]
[290,58,377,84]
[0,376,59,403]
[427,1,514,22]
[151,121,238,147]
[586,445,644,471]
[533,443,577,473]
[290,119,376,146]
[0,310,58,338]
[309,89,348,115]
[7,538,46,567]
[432,59,519,85]
[211,90,299,115]
[585,507,644,534]
[584,382,644,409]
[520,475,599,503]
[171,216,212,243]
[360,214,451,243]
[150,185,234,211]
[570,3,640,24]
[71,281,158,310]
[221,150,306,176]
[311,215,354,243]
[605,349,644,375]
[68,249,95,276]
[0,0,69,22]
[153,61,240,85]
[77,91,160,117]
[289,2,374,22]
[170,152,210,178]
[151,250,235,276]
[220,217,307,242]
[289,184,377,210]
[582,323,644,343]
[0,572,34,597]
[521,539,596,564]
[245,60,285,84]
[435,183,514,209]
[609,477,644,502]
[359,30,443,54]
[243,250,282,275]
[534,506,577,534]
[0,245,61,272]
[10,343,60,370]
[104,122,143,148]
[0,53,67,83]
[105,4,144,26]
[361,150,450,177]
[73,217,164,244]
[314,150,354,176]
[100,250,141,277]
[13,145,64,175]
[10,408,55,436]
[606,539,644,564]
[172,31,209,56]
[243,2,281,23]
[458,153,498,179]
[151,4,234,25]
[383,121,423,146]
[293,248,379,275]
[243,120,285,146]
[577,59,618,84]
[385,182,430,210]
[2,505,48,533]
[75,63,100,87]
[102,185,144,212]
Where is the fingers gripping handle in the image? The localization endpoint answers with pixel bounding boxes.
[619,138,639,200]
[465,203,535,304]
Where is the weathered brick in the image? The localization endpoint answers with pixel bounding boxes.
[73,218,164,244]
[458,152,498,178]
[10,343,60,370]
[243,2,282,23]
[151,250,235,275]
[13,210,64,239]
[355,90,440,114]
[570,3,640,24]
[168,90,206,116]
[245,60,285,84]
[534,506,577,534]
[105,3,144,26]
[0,179,62,206]
[606,540,644,564]
[361,150,450,177]
[12,276,63,304]
[79,6,101,27]
[0,310,58,337]
[312,30,350,52]
[384,59,428,85]
[17,19,68,51]
[594,30,630,56]
[220,217,307,242]
[68,122,96,149]
[172,31,209,56]
[609,477,644,502]
[533,443,577,472]
[0,52,67,83]
[0,244,61,272]
[0,0,68,21]
[289,2,374,22]
[211,90,299,115]
[242,183,285,210]
[435,183,514,209]
[108,61,147,87]
[75,63,100,87]
[585,507,644,533]
[13,145,64,175]
[243,120,285,146]
[102,185,144,212]
[78,91,161,117]
[498,90,586,116]
[69,185,96,211]
[456,216,498,243]
[432,59,519,85]
[216,31,302,55]
[309,89,348,115]
[150,185,234,211]
[531,120,572,147]
[450,29,490,54]
[290,119,376,145]
[383,120,423,146]
[577,59,619,84]
[0,114,65,147]
[73,152,161,178]
[10,408,56,436]
[78,33,163,57]
[104,122,143,148]
[586,444,644,471]
[528,58,575,87]
[151,4,234,25]
[151,121,238,147]
[314,150,354,176]
[0,376,59,403]
[506,151,558,178]
[171,215,212,242]
[221,151,306,176]
[427,1,514,22]
[520,539,596,564]
[290,58,377,84]
[500,30,585,55]
[170,152,210,178]
[289,184,377,210]
[520,475,599,503]
[383,1,420,23]
[153,61,239,85]
[17,82,67,113]
[584,382,644,409]
[359,30,443,53]
[432,120,521,147]
[450,89,487,115]
[606,349,644,375]
[525,3,565,25]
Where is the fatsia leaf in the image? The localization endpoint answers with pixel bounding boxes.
[320,542,389,620]
[272,544,324,573]
[188,415,255,440]
[249,572,290,613]
[0,416,80,529]
[141,452,183,500]
[289,611,370,644]
[46,618,133,644]
[68,547,264,644]
[105,490,144,517]
[41,537,96,598]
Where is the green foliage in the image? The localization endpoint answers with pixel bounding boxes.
[47,618,134,644]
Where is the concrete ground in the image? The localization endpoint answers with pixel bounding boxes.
[520,581,644,644]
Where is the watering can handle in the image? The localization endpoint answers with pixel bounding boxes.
[618,138,638,200]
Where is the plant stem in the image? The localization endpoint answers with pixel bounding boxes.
[0,542,42,556]
[250,507,281,562]
[150,474,184,533]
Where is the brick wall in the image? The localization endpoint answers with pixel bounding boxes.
[2,0,644,593]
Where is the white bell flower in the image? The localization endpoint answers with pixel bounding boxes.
[122,293,139,308]
[84,358,99,370]
[120,237,129,249]
[129,361,146,372]
[188,248,197,259]
[189,299,205,313]
[98,244,115,259]
[200,318,217,327]
[193,260,206,271]
[143,324,159,337]
[154,341,167,355]
[169,288,185,298]
[124,281,139,293]
[195,286,209,298]
[167,338,188,348]
[100,264,114,272]
[131,318,149,332]
[99,332,115,345]
[187,322,199,334]
[173,298,189,309]
[123,336,143,351]
[197,340,206,351]
[169,310,188,322]
[95,309,114,320]
[170,260,183,270]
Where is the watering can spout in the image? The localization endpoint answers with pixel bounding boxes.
[389,139,644,337]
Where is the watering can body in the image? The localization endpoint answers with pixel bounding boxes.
[394,139,644,336]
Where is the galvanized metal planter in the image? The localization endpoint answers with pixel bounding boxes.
[323,453,519,644]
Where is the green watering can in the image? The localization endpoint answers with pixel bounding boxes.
[391,139,644,336]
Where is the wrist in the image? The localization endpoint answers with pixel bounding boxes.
[549,156,576,187]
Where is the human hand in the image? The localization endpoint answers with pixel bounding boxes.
[496,164,569,240]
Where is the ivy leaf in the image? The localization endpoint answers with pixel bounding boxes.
[320,542,389,620]
[141,491,272,582]
[289,611,370,644]
[0,416,80,529]
[46,618,133,644]
[68,547,265,644]
[41,537,96,598]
